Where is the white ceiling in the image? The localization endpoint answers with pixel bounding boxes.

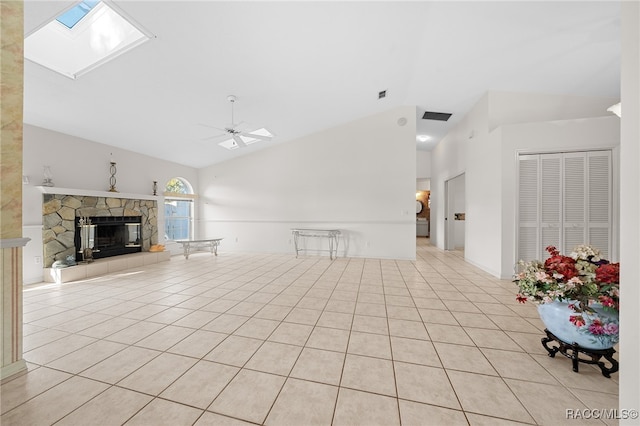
[23,1,621,169]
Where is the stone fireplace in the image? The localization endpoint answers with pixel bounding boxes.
[43,194,158,267]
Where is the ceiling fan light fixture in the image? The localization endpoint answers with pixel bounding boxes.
[204,96,273,149]
[218,138,240,150]
[218,127,273,150]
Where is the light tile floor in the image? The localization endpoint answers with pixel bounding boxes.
[1,239,619,425]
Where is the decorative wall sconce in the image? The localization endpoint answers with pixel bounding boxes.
[108,161,118,192]
[607,102,621,118]
[42,166,54,187]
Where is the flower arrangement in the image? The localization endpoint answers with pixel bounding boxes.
[514,245,619,341]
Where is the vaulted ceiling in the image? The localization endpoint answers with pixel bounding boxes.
[23,1,621,168]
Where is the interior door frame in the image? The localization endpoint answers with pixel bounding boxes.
[444,173,464,251]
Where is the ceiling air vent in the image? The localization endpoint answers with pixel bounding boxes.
[422,111,452,121]
[378,90,387,99]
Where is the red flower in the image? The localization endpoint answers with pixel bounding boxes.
[546,246,560,257]
[569,315,586,327]
[516,294,528,304]
[598,295,617,308]
[588,319,605,335]
[544,254,578,280]
[596,263,620,284]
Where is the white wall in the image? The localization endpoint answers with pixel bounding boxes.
[464,100,502,276]
[432,91,620,278]
[416,179,430,191]
[416,150,431,179]
[198,106,417,260]
[499,116,620,279]
[619,0,640,418]
[431,94,489,259]
[488,91,619,131]
[22,124,198,283]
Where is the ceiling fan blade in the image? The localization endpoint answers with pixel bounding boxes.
[232,134,247,148]
[197,123,227,132]
[239,132,272,141]
[201,96,270,149]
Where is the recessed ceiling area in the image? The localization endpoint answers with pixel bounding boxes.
[23,1,621,168]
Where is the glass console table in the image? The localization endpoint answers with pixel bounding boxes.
[291,228,341,260]
[176,238,223,259]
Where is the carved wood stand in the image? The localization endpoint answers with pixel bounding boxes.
[541,329,618,378]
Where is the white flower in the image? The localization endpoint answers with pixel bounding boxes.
[571,244,601,261]
[566,277,581,288]
[535,271,548,281]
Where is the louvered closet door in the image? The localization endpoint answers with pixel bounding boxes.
[563,153,587,254]
[586,151,611,258]
[541,154,562,259]
[517,151,612,262]
[518,155,539,262]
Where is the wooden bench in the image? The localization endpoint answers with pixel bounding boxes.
[176,238,223,259]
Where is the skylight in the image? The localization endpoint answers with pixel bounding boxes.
[25,1,152,79]
[56,0,99,29]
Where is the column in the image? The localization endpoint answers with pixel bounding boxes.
[619,0,640,419]
[1,0,28,380]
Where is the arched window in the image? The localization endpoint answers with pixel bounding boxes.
[164,177,195,241]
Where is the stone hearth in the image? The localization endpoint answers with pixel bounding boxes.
[42,194,158,267]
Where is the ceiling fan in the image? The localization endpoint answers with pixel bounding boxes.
[200,95,273,150]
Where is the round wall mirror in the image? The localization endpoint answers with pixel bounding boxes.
[416,200,423,214]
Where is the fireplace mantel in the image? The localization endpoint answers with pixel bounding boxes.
[36,186,159,201]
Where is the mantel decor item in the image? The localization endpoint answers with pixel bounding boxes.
[514,245,619,376]
[153,181,158,196]
[42,166,54,187]
[108,161,118,192]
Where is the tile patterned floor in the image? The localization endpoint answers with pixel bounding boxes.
[1,240,619,425]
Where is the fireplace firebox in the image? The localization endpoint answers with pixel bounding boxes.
[75,216,142,261]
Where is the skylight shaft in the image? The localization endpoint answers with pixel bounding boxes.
[25,1,152,79]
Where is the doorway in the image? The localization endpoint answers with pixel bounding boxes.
[444,173,465,251]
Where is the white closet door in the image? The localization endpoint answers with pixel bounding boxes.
[587,151,612,258]
[563,153,587,254]
[540,154,562,259]
[517,155,539,262]
[517,150,612,262]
